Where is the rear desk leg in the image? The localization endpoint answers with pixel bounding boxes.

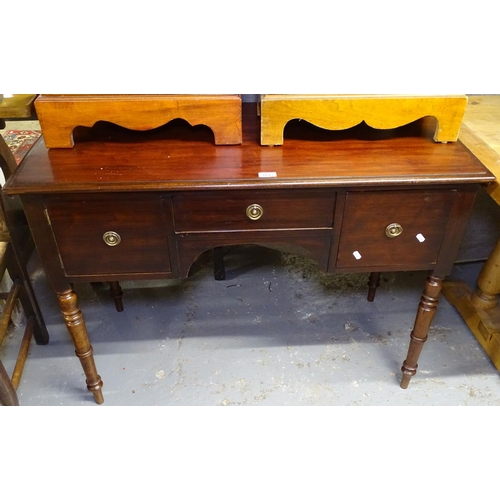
[213,247,226,281]
[367,272,381,302]
[109,281,124,312]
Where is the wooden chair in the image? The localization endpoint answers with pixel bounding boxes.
[0,94,37,129]
[0,133,49,405]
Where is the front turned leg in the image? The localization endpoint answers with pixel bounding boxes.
[57,290,104,404]
[401,274,444,389]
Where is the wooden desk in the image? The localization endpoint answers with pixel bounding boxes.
[3,104,493,404]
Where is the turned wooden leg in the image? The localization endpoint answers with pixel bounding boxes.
[214,247,226,281]
[470,237,500,311]
[367,272,381,302]
[401,273,444,389]
[57,290,104,404]
[109,281,124,312]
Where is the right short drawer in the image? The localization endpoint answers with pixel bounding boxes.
[336,190,457,269]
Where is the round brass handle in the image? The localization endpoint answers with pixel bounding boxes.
[246,204,264,221]
[103,231,121,247]
[385,223,403,238]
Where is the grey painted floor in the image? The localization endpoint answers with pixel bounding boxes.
[2,245,500,406]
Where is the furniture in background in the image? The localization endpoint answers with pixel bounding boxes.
[0,95,37,129]
[0,135,49,405]
[3,103,493,404]
[442,95,500,371]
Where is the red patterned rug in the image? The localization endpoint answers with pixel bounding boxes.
[1,130,41,165]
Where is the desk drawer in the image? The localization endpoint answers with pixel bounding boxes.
[173,190,336,232]
[336,190,456,269]
[45,195,171,276]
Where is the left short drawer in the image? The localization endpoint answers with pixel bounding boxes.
[45,194,172,277]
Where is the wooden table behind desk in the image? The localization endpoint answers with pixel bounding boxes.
[443,95,500,372]
[460,95,500,202]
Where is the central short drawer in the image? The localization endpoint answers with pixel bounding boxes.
[172,190,336,232]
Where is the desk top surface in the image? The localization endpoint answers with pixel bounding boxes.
[4,104,494,195]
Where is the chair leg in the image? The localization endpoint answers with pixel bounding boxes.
[0,279,21,347]
[0,360,19,406]
[109,281,124,312]
[367,272,381,302]
[214,246,226,281]
[4,232,49,345]
[11,316,35,390]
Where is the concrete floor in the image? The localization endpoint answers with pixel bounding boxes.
[1,244,500,406]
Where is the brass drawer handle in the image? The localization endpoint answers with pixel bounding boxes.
[246,204,264,221]
[385,223,403,238]
[103,231,121,247]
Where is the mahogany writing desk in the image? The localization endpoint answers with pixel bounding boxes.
[3,104,494,404]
